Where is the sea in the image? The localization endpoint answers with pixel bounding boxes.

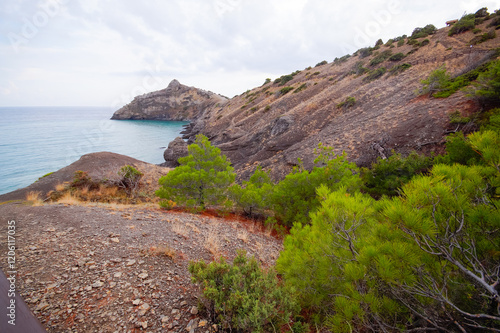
[0,106,189,195]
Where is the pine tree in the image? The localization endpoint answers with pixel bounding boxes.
[156,134,235,210]
[229,166,273,217]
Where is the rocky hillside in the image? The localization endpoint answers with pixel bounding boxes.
[114,19,500,180]
[111,79,227,121]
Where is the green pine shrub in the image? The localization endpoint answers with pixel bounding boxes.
[117,165,143,191]
[279,86,294,95]
[369,50,392,66]
[156,134,235,211]
[270,144,361,226]
[449,13,476,36]
[364,67,386,82]
[388,52,405,61]
[189,250,298,332]
[229,166,273,217]
[361,151,433,199]
[389,63,411,75]
[315,60,328,67]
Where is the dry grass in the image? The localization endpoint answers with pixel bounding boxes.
[142,245,177,260]
[55,183,67,192]
[26,191,44,206]
[205,229,221,257]
[171,223,189,238]
[186,223,201,234]
[237,229,249,243]
[57,192,82,205]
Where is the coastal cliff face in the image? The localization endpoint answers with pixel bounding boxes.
[111,79,228,121]
[115,21,500,180]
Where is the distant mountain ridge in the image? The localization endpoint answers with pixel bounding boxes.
[112,18,500,180]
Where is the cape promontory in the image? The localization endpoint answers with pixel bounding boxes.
[111,79,228,121]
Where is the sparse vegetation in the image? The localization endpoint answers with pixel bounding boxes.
[471,29,496,44]
[336,96,356,109]
[389,63,411,75]
[388,52,405,61]
[293,83,307,93]
[364,67,386,82]
[279,86,294,95]
[315,60,328,67]
[369,50,392,66]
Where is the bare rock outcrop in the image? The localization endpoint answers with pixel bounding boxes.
[111,79,228,121]
[162,137,189,167]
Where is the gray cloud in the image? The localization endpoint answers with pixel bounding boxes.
[1,0,499,106]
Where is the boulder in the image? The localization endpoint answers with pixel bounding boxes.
[163,137,189,167]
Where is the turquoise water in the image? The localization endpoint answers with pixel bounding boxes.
[0,107,188,195]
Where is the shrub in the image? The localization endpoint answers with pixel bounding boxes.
[118,165,142,188]
[397,38,405,47]
[474,60,500,106]
[333,54,351,65]
[361,151,433,198]
[350,61,368,76]
[358,47,373,58]
[410,24,437,39]
[375,38,384,46]
[434,132,482,165]
[449,13,476,36]
[274,74,294,86]
[388,52,405,61]
[271,145,361,226]
[475,7,489,17]
[420,38,430,46]
[279,86,294,95]
[293,83,307,93]
[385,39,394,47]
[369,50,392,66]
[189,250,298,332]
[315,60,328,67]
[471,29,496,45]
[389,63,411,75]
[337,96,356,109]
[263,78,271,85]
[156,134,235,210]
[419,66,451,96]
[229,166,273,217]
[364,67,386,82]
[72,170,94,188]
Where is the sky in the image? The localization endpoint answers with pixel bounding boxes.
[1,0,499,107]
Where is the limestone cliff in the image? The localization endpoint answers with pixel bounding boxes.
[111,79,228,121]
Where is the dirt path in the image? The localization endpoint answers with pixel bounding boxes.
[0,201,282,332]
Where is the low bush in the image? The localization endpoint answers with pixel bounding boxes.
[315,60,328,67]
[337,96,356,109]
[470,29,496,44]
[350,61,368,76]
[358,47,373,58]
[364,67,386,82]
[449,13,476,36]
[389,63,411,75]
[293,83,307,93]
[279,86,294,95]
[388,52,405,61]
[189,251,298,332]
[410,24,437,39]
[117,165,143,191]
[369,50,392,66]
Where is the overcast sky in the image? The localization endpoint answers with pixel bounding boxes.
[1,0,499,107]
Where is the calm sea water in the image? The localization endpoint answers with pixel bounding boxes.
[0,107,188,195]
